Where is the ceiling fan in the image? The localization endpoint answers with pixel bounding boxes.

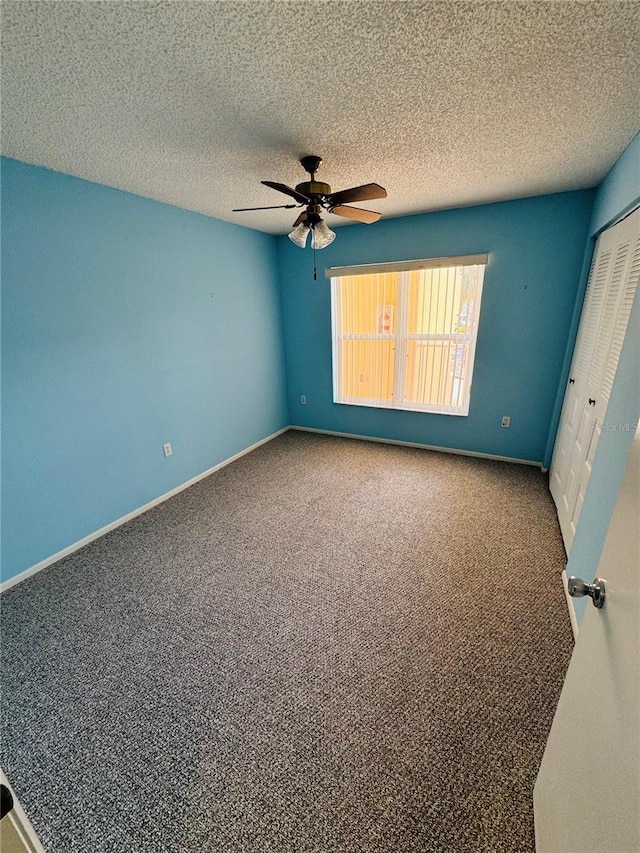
[233,155,387,250]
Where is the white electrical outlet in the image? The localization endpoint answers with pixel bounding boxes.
[300,395,307,405]
[163,443,173,457]
[501,416,511,428]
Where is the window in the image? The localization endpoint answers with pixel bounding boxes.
[329,254,487,416]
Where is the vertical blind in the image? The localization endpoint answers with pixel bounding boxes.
[329,255,487,416]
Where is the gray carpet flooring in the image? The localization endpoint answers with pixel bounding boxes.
[1,431,573,852]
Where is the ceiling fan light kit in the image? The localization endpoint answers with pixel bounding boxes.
[234,155,387,250]
[288,222,310,248]
[311,220,336,250]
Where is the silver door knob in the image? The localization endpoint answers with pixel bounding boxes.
[567,576,606,608]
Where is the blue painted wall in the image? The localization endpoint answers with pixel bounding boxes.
[278,190,594,463]
[1,158,288,583]
[589,132,640,236]
[564,134,640,623]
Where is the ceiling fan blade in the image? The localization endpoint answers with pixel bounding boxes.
[328,183,387,206]
[261,181,311,204]
[232,203,299,211]
[292,212,308,227]
[331,205,381,224]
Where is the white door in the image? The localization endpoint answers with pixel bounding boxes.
[534,424,640,852]
[550,245,610,513]
[551,206,640,549]
[572,230,640,537]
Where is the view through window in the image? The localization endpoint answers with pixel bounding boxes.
[330,255,487,415]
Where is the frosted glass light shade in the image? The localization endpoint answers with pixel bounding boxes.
[311,220,336,249]
[288,223,310,248]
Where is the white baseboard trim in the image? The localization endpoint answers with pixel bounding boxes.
[290,425,543,468]
[0,427,289,594]
[561,569,579,642]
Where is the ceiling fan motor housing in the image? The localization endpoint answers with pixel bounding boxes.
[295,180,331,198]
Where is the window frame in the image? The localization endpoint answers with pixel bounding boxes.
[328,255,487,416]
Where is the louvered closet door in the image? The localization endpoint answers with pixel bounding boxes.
[550,206,640,550]
[549,243,611,509]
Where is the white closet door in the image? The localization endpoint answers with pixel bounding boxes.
[571,225,640,537]
[549,245,611,508]
[551,205,640,550]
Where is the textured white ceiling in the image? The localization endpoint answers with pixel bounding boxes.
[2,1,639,235]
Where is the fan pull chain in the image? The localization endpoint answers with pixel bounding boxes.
[313,242,317,281]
